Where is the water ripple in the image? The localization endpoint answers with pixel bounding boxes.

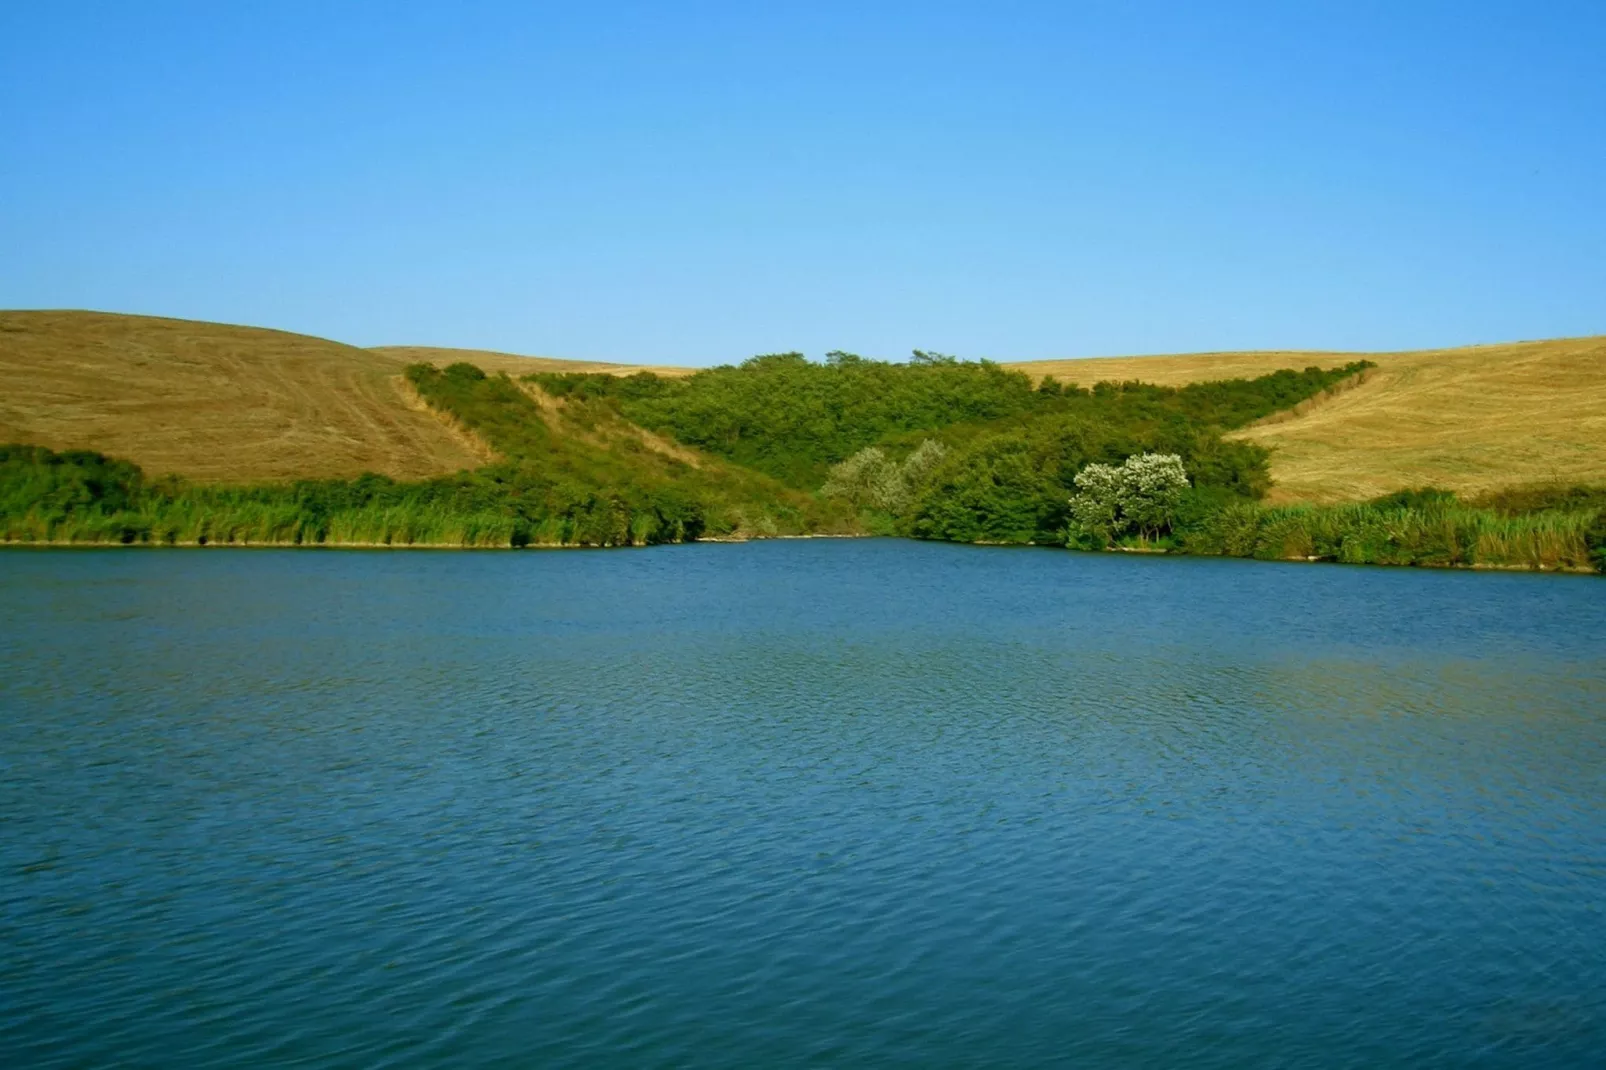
[1,542,1603,1067]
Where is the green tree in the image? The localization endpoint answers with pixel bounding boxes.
[1116,453,1190,538]
[1068,453,1190,544]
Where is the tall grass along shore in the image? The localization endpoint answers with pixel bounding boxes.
[2,351,1602,574]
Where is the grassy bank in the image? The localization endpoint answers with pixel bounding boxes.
[1177,496,1605,572]
[2,442,1600,573]
[4,350,1602,574]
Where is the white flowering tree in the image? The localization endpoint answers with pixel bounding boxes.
[1116,453,1190,538]
[1068,453,1189,543]
[1068,461,1123,540]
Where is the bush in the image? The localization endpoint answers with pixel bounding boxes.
[1370,487,1457,510]
[821,439,948,516]
[1068,453,1190,544]
[1586,510,1606,573]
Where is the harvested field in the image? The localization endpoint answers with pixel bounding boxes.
[1010,337,1606,502]
[6,309,1602,502]
[371,346,694,379]
[0,311,488,481]
[1228,336,1606,503]
[1009,351,1363,387]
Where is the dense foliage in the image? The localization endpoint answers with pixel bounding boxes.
[1177,494,1601,572]
[534,354,1374,546]
[0,366,830,547]
[4,352,1601,572]
[533,355,1371,493]
[0,441,707,547]
[533,352,1042,486]
[1068,453,1191,544]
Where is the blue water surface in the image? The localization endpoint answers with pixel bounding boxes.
[1,542,1603,1068]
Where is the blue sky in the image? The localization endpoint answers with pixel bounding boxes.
[2,1,1602,364]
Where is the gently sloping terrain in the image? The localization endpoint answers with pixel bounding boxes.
[371,345,694,379]
[6,310,1603,502]
[1009,351,1364,387]
[1231,336,1606,503]
[0,311,491,482]
[1012,337,1606,502]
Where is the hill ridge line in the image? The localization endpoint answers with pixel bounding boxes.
[4,309,1604,500]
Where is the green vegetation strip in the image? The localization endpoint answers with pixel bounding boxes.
[2,353,1602,572]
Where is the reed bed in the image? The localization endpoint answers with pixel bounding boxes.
[0,495,787,549]
[1186,502,1601,571]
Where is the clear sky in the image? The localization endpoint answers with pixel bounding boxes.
[2,2,1602,365]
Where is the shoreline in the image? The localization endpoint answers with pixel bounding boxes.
[1,534,1596,575]
[0,532,871,551]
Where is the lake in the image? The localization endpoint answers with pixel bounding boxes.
[2,542,1603,1067]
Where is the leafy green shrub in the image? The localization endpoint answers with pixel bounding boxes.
[1068,453,1190,544]
[1470,485,1606,516]
[1369,487,1458,510]
[821,440,947,515]
[1587,511,1606,573]
[908,437,1059,544]
[532,355,1370,492]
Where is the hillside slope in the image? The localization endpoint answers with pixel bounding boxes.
[1229,336,1606,502]
[1010,351,1363,386]
[0,311,490,482]
[372,345,693,379]
[1015,337,1606,502]
[5,311,1603,502]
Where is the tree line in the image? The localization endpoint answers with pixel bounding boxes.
[2,351,1601,571]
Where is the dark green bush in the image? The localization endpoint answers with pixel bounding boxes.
[1587,510,1606,573]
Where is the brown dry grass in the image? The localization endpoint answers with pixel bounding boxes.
[8,310,1603,502]
[1009,337,1606,502]
[1008,350,1364,387]
[514,380,706,468]
[371,345,695,378]
[0,311,489,481]
[1228,336,1606,502]
[394,374,499,467]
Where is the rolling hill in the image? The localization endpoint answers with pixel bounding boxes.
[371,345,693,380]
[0,311,490,482]
[1017,336,1606,502]
[3,310,1603,501]
[0,312,698,482]
[1227,336,1606,503]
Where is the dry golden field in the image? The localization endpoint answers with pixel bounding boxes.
[4,310,1603,501]
[1227,336,1606,502]
[1009,351,1364,387]
[1012,337,1606,502]
[371,346,694,379]
[0,311,487,481]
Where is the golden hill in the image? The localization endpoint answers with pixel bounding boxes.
[371,345,693,379]
[4,310,1603,501]
[1015,337,1606,502]
[0,311,493,482]
[1011,350,1360,387]
[0,312,697,483]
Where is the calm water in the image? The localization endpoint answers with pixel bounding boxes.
[2,542,1603,1068]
